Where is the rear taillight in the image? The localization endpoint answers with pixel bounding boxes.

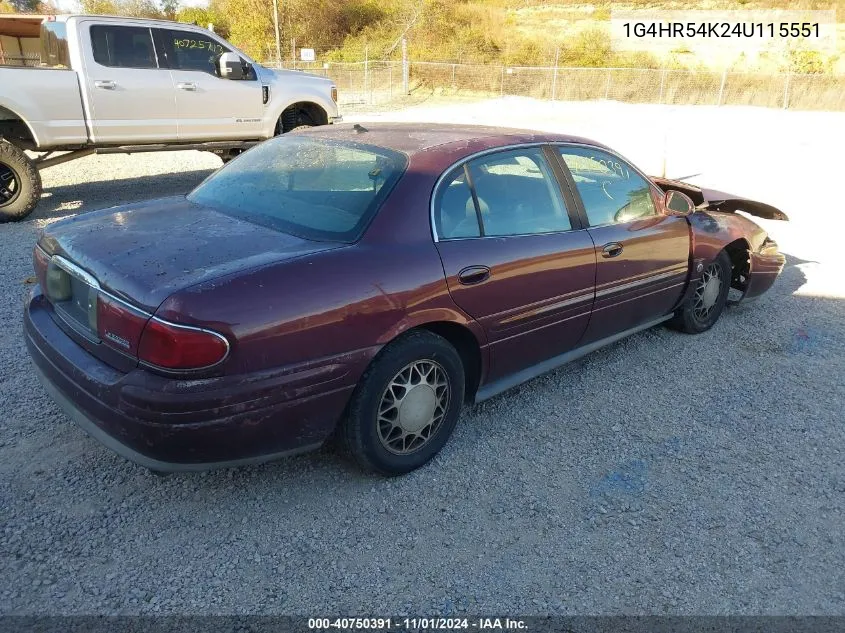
[138,318,229,371]
[96,294,148,356]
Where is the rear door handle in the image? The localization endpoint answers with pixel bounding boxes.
[457,265,490,285]
[177,82,197,91]
[601,242,624,258]
[94,80,116,90]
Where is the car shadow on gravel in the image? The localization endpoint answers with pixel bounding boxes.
[31,168,216,223]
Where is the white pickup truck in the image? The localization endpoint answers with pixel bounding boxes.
[0,14,341,221]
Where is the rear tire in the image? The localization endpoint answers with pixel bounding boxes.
[669,250,732,334]
[343,331,465,476]
[0,140,41,222]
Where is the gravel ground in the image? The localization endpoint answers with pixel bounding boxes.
[1,99,844,616]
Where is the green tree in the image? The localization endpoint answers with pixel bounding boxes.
[176,5,229,37]
[160,0,178,19]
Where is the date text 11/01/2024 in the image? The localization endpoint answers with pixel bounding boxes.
[308,618,528,630]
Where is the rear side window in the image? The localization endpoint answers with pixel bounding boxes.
[468,149,570,237]
[187,136,407,243]
[436,168,481,239]
[39,22,71,68]
[90,25,157,69]
[157,28,229,74]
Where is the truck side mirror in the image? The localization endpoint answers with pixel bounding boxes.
[218,52,247,80]
[664,190,695,217]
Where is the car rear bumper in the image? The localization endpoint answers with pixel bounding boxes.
[744,246,786,300]
[24,290,357,471]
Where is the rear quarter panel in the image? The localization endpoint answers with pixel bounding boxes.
[0,68,88,147]
[155,241,484,382]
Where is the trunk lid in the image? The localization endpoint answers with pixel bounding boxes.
[39,196,343,314]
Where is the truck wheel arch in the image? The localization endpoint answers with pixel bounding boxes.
[274,102,329,135]
[0,105,38,149]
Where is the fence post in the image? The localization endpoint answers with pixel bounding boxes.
[551,47,560,101]
[500,66,505,96]
[389,64,393,101]
[658,68,667,104]
[717,67,727,106]
[364,46,369,105]
[451,63,456,90]
[402,39,409,95]
[604,68,612,99]
[782,73,791,110]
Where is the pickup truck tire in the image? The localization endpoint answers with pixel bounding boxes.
[0,141,41,223]
[669,250,732,334]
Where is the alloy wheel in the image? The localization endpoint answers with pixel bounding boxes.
[0,162,20,208]
[692,262,723,322]
[377,360,450,455]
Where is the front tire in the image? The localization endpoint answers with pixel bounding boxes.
[669,250,732,334]
[343,331,465,476]
[0,140,41,222]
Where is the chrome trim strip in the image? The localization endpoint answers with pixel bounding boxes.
[594,268,687,299]
[499,290,594,325]
[52,255,101,289]
[52,254,152,317]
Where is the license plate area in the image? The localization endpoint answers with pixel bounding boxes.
[46,256,100,340]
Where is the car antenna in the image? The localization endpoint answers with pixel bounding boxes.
[353,124,368,133]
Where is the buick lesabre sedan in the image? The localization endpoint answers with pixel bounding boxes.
[24,124,787,475]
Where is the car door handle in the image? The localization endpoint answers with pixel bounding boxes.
[94,80,116,90]
[177,82,197,91]
[601,242,624,258]
[457,265,490,285]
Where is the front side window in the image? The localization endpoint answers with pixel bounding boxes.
[187,136,407,242]
[90,25,157,69]
[467,148,571,237]
[559,147,656,226]
[158,28,230,74]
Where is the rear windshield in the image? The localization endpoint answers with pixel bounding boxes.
[187,136,407,242]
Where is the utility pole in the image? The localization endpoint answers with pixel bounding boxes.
[271,0,282,67]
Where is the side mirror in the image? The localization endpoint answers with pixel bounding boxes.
[218,52,247,80]
[664,190,695,216]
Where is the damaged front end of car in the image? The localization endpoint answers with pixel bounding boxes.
[652,176,788,304]
[651,176,789,221]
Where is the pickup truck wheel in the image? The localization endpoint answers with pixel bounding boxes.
[669,250,732,334]
[0,141,41,222]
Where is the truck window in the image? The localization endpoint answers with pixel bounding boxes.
[90,25,157,69]
[39,21,71,68]
[157,28,230,75]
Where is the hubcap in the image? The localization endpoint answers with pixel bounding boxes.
[0,162,20,207]
[693,263,722,321]
[377,360,450,455]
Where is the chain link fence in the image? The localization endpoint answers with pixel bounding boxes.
[270,59,845,111]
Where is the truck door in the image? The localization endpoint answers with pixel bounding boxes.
[153,27,264,142]
[79,22,178,143]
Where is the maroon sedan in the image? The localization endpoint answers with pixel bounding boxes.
[24,123,786,475]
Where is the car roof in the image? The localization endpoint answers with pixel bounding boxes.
[299,123,610,156]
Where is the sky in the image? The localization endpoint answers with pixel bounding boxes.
[54,0,210,12]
